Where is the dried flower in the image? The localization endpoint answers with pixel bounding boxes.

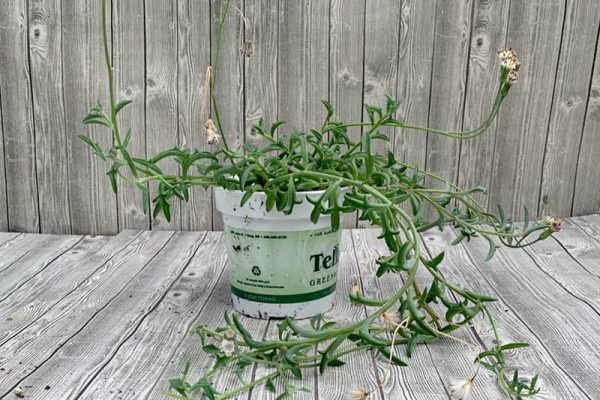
[224,328,236,339]
[220,339,235,357]
[507,69,518,85]
[448,378,474,400]
[14,387,24,398]
[498,48,520,71]
[545,215,563,233]
[382,310,401,327]
[349,388,370,400]
[205,118,220,145]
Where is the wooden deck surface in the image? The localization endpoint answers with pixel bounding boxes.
[0,215,599,399]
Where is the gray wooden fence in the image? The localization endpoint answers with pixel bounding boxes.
[0,0,599,235]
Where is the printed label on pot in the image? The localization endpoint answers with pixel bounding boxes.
[224,225,341,304]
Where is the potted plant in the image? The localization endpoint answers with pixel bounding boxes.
[82,0,560,398]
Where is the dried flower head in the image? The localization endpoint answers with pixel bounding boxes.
[507,69,519,85]
[545,215,563,233]
[14,387,24,398]
[382,310,401,327]
[224,328,236,339]
[349,388,370,400]
[448,378,474,400]
[204,118,220,145]
[220,339,235,357]
[498,48,520,71]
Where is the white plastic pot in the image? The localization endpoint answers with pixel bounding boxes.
[214,187,343,319]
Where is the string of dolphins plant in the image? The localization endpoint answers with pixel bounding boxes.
[81,0,562,398]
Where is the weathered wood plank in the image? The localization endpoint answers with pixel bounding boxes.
[148,246,268,399]
[0,230,174,395]
[394,0,436,169]
[113,0,149,230]
[457,0,510,207]
[425,0,472,187]
[330,0,364,229]
[0,234,82,300]
[573,36,600,215]
[0,234,60,273]
[277,0,329,133]
[422,227,592,399]
[0,94,7,232]
[553,214,600,276]
[62,0,117,235]
[358,0,402,229]
[0,232,21,247]
[458,229,600,398]
[356,228,507,400]
[523,227,600,315]
[8,232,205,399]
[178,0,212,231]
[211,0,245,231]
[540,0,600,216]
[352,229,444,400]
[487,0,565,219]
[363,0,401,159]
[76,232,223,399]
[145,0,181,231]
[0,231,139,345]
[28,0,71,234]
[0,1,40,232]
[245,0,278,150]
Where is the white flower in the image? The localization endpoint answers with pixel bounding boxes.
[348,388,370,400]
[204,118,220,145]
[448,379,474,400]
[545,215,563,233]
[498,48,520,71]
[220,339,235,357]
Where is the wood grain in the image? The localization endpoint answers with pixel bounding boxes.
[0,234,81,300]
[77,232,224,399]
[113,0,149,231]
[394,0,436,169]
[62,0,118,235]
[573,39,600,215]
[244,0,279,150]
[278,0,329,133]
[457,0,510,207]
[458,228,600,398]
[0,233,53,273]
[539,0,600,217]
[145,0,181,231]
[28,0,71,234]
[487,0,566,220]
[211,0,246,230]
[0,230,174,396]
[0,1,40,232]
[0,221,599,398]
[0,2,599,234]
[0,231,138,345]
[11,232,206,399]
[0,90,7,232]
[425,0,472,189]
[178,0,213,231]
[330,0,365,229]
[422,227,592,399]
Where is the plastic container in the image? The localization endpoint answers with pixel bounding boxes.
[214,187,343,319]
